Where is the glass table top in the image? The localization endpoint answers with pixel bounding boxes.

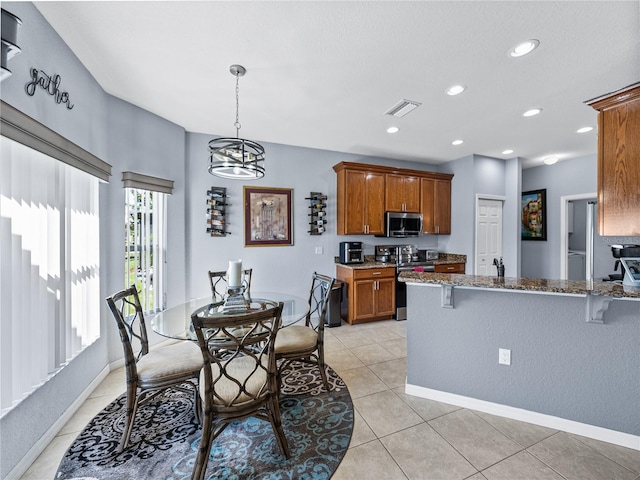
[150,291,309,341]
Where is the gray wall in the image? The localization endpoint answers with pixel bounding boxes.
[440,154,520,276]
[406,284,640,436]
[439,155,476,265]
[504,158,522,277]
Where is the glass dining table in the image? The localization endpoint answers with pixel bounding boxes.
[150,291,310,341]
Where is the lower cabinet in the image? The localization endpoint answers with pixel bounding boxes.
[434,263,465,274]
[336,265,396,324]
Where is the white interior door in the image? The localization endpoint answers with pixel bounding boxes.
[476,198,503,275]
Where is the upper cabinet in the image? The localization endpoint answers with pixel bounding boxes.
[587,83,640,236]
[335,166,385,235]
[385,174,420,212]
[334,162,453,235]
[420,177,452,235]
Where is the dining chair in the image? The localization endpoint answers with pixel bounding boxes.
[106,285,202,452]
[275,272,335,391]
[208,268,253,301]
[190,302,290,480]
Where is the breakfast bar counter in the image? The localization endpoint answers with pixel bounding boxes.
[399,272,640,449]
[398,271,640,299]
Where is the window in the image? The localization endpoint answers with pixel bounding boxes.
[0,137,101,415]
[122,172,173,315]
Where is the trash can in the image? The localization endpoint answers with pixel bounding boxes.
[325,280,343,327]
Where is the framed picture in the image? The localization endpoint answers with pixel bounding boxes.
[521,189,547,240]
[244,186,293,246]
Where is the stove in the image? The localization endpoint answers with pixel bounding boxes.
[375,245,436,320]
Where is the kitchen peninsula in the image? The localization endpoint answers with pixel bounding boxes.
[398,272,640,450]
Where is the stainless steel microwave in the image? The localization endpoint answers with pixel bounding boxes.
[380,211,422,238]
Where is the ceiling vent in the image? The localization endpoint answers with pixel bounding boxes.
[385,99,422,118]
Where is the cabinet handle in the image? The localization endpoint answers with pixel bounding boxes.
[372,271,382,275]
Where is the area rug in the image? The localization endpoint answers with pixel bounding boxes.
[55,362,353,480]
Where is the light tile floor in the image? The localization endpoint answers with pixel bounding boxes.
[21,319,640,480]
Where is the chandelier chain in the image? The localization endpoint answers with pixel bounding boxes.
[234,74,241,135]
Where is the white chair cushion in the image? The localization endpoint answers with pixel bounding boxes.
[274,325,318,355]
[199,355,268,405]
[137,340,202,382]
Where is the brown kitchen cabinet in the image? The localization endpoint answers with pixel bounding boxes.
[587,83,640,236]
[420,176,452,235]
[334,162,454,236]
[385,173,420,212]
[434,263,465,274]
[335,166,385,235]
[336,265,395,324]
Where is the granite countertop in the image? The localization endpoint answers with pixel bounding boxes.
[335,253,467,269]
[398,272,640,299]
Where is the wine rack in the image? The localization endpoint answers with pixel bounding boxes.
[206,187,228,237]
[306,192,327,235]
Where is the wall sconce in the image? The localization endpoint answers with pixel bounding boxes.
[1,8,22,82]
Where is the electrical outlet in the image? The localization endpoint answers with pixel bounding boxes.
[315,246,323,255]
[499,348,511,366]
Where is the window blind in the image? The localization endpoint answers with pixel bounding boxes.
[124,187,168,314]
[0,136,101,415]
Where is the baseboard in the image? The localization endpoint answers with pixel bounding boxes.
[6,365,111,480]
[405,383,640,451]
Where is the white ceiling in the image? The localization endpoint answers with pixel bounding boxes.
[34,1,640,169]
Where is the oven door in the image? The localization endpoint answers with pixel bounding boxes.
[395,264,434,320]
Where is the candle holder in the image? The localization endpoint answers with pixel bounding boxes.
[223,285,249,311]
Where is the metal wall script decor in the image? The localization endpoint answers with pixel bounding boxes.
[25,68,74,110]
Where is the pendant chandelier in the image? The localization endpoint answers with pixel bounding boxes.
[208,64,265,179]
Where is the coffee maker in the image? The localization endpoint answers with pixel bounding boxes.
[607,244,640,282]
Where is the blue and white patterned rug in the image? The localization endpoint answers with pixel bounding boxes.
[55,362,353,480]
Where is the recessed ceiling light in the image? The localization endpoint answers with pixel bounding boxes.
[523,108,542,117]
[577,126,593,133]
[509,39,540,58]
[502,149,514,155]
[387,126,399,134]
[543,156,559,165]
[446,85,466,96]
[451,139,463,146]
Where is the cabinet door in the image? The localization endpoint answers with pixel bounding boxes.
[354,280,376,319]
[385,174,405,212]
[421,177,451,234]
[385,174,420,212]
[434,179,451,234]
[421,177,436,233]
[598,95,640,235]
[364,172,385,235]
[404,176,421,212]
[343,170,367,234]
[375,278,396,317]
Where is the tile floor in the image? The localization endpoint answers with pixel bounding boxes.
[21,319,640,480]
